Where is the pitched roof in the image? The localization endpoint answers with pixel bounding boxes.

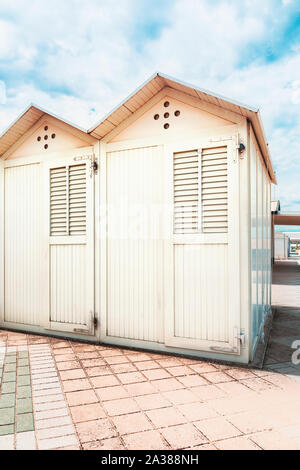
[0,103,93,157]
[89,72,276,183]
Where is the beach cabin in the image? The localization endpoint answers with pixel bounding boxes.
[274,232,290,259]
[0,73,276,364]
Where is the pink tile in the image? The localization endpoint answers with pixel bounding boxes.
[70,403,106,422]
[194,417,241,441]
[125,382,157,397]
[117,371,146,385]
[62,379,91,392]
[85,366,112,377]
[104,355,130,365]
[152,378,184,392]
[202,372,234,384]
[216,436,260,450]
[146,407,187,428]
[109,363,137,374]
[163,389,199,405]
[103,398,140,416]
[135,393,171,411]
[161,423,207,449]
[124,430,169,450]
[178,375,209,388]
[178,402,218,421]
[83,437,124,450]
[90,375,119,388]
[143,369,171,380]
[76,419,117,443]
[81,359,106,368]
[112,412,153,435]
[56,361,81,371]
[135,361,160,371]
[66,389,98,406]
[166,366,194,377]
[96,386,129,401]
[59,369,86,381]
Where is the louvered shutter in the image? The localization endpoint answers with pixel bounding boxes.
[173,146,228,234]
[174,150,199,233]
[50,164,86,236]
[201,146,228,233]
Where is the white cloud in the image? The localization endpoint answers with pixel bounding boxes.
[0,0,299,209]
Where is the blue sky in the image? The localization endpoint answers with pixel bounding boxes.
[1,0,300,215]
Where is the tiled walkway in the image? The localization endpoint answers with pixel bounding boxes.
[264,259,300,380]
[1,328,300,450]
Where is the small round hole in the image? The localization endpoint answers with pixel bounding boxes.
[51,133,56,139]
[44,126,48,131]
[44,144,48,149]
[37,136,41,142]
[44,135,48,140]
[164,101,170,108]
[164,123,169,129]
[154,114,159,120]
[164,112,169,118]
[174,110,180,117]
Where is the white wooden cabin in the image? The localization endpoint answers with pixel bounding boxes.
[0,73,276,364]
[274,232,290,259]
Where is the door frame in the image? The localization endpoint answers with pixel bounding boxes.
[163,135,241,354]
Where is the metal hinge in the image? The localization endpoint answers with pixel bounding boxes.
[93,314,98,328]
[235,332,246,346]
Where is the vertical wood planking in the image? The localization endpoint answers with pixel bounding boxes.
[107,146,164,342]
[4,164,40,325]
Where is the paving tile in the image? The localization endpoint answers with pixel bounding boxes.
[0,434,14,450]
[85,366,112,377]
[194,417,241,441]
[104,355,130,365]
[17,375,31,386]
[17,366,30,376]
[83,437,124,450]
[250,430,300,450]
[90,375,119,388]
[103,398,140,417]
[0,393,15,409]
[36,407,68,420]
[37,424,75,440]
[56,361,81,371]
[81,359,106,368]
[70,403,106,423]
[117,371,146,385]
[34,400,66,412]
[201,372,233,384]
[123,430,168,450]
[17,398,33,414]
[216,436,261,450]
[5,363,17,372]
[17,385,32,398]
[61,379,91,393]
[152,378,184,392]
[16,431,36,450]
[177,375,209,388]
[17,413,34,432]
[35,415,72,430]
[38,434,78,450]
[95,385,129,401]
[125,382,157,397]
[163,389,199,405]
[0,408,15,426]
[135,393,171,411]
[1,381,16,394]
[191,384,227,401]
[3,372,16,382]
[166,366,195,377]
[177,402,219,422]
[134,361,160,371]
[161,423,207,449]
[59,369,86,381]
[109,363,137,374]
[146,407,187,428]
[34,393,64,404]
[112,412,152,435]
[32,381,60,391]
[76,419,117,443]
[189,363,218,374]
[143,369,171,380]
[0,425,14,436]
[66,390,98,407]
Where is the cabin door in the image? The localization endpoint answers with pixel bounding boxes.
[164,138,241,355]
[43,155,95,335]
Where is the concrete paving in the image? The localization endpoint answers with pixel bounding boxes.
[0,260,300,450]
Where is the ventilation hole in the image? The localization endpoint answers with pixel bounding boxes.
[164,101,170,107]
[164,112,169,118]
[174,110,180,117]
[154,114,159,120]
[44,126,48,131]
[37,136,41,142]
[44,144,48,149]
[51,133,56,139]
[164,123,170,129]
[44,135,48,140]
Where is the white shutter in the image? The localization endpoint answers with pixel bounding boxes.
[50,163,86,236]
[50,167,67,236]
[69,164,86,235]
[174,149,199,233]
[201,146,228,233]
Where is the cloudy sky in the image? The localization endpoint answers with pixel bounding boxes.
[0,0,300,216]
